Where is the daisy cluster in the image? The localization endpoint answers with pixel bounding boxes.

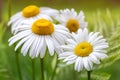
[8,5,109,72]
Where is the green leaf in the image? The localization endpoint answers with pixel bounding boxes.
[92,72,111,80]
[99,51,120,69]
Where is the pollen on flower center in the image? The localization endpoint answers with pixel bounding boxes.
[66,19,79,32]
[74,42,93,57]
[31,19,54,35]
[22,5,40,18]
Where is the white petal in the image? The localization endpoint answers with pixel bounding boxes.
[83,57,93,71]
[77,29,84,42]
[93,50,107,53]
[40,7,58,17]
[92,52,108,60]
[37,14,53,21]
[9,30,31,46]
[40,39,46,58]
[45,36,54,56]
[75,57,80,71]
[29,35,39,58]
[92,39,107,46]
[11,18,23,30]
[89,54,100,64]
[77,57,84,72]
[94,45,109,50]
[59,52,74,58]
[63,55,77,62]
[52,39,61,54]
[13,25,30,34]
[52,32,64,44]
[34,36,42,58]
[80,22,88,29]
[71,32,80,43]
[90,36,103,45]
[89,32,94,38]
[66,39,77,45]
[55,24,68,31]
[88,32,99,42]
[77,11,84,20]
[95,43,108,47]
[15,34,32,51]
[60,45,74,51]
[83,28,88,41]
[38,36,46,58]
[55,28,71,38]
[21,34,35,56]
[10,12,22,20]
[66,58,76,65]
[8,12,21,25]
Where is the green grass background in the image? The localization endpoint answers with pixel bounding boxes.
[1,0,120,80]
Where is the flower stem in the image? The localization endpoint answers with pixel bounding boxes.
[8,0,11,20]
[40,58,44,80]
[32,59,35,80]
[87,71,91,80]
[16,52,22,80]
[51,55,58,80]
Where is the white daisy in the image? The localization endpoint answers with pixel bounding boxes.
[8,5,58,34]
[55,8,87,32]
[8,16,70,58]
[59,28,109,72]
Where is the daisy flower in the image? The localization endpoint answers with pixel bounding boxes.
[8,16,70,58]
[59,28,109,72]
[8,5,58,34]
[55,8,87,32]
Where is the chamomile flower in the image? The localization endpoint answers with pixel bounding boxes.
[8,5,58,34]
[59,28,109,72]
[55,8,87,32]
[8,16,70,58]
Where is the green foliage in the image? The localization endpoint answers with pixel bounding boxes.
[99,27,120,69]
[0,22,6,43]
[0,23,10,80]
[86,9,120,37]
[92,72,111,80]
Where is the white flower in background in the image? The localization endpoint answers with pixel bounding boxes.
[8,16,70,58]
[59,28,108,72]
[55,8,87,32]
[8,5,58,34]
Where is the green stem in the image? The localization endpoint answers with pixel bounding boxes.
[51,55,58,80]
[8,0,22,80]
[8,0,11,20]
[40,58,44,80]
[16,52,22,80]
[87,71,91,80]
[32,59,35,80]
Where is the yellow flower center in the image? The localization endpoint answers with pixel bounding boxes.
[74,42,93,57]
[31,19,54,35]
[66,19,79,32]
[22,5,40,18]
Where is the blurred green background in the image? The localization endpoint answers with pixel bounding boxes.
[1,0,120,80]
